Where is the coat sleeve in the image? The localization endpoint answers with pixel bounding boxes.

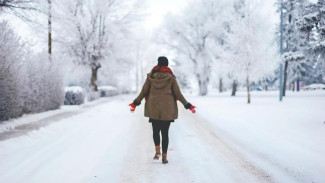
[171,77,189,107]
[133,78,150,106]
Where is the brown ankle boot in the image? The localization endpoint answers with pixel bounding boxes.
[153,146,161,160]
[162,153,168,164]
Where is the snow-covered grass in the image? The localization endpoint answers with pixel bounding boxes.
[0,91,324,183]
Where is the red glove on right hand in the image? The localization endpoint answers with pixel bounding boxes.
[129,103,136,112]
[189,105,196,113]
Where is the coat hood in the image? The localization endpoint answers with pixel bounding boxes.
[148,72,173,89]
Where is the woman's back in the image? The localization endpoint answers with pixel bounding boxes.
[135,69,188,121]
[148,72,173,95]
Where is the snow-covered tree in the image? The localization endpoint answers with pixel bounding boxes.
[0,0,34,8]
[0,0,37,13]
[222,0,246,97]
[57,0,143,92]
[296,0,325,84]
[279,0,314,94]
[226,0,279,103]
[159,0,231,96]
[274,0,325,91]
[0,0,41,22]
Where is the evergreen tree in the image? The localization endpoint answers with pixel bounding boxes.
[281,0,308,94]
[296,0,325,84]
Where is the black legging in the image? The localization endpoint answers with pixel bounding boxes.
[152,121,171,153]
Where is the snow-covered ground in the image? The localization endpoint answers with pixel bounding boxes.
[0,91,324,183]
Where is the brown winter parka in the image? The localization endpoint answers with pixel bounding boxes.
[134,71,189,121]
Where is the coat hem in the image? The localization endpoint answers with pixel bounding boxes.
[148,118,175,123]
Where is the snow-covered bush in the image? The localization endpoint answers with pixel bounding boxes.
[0,21,25,121]
[98,86,118,97]
[64,86,85,105]
[21,53,64,113]
[0,64,23,121]
[0,21,64,122]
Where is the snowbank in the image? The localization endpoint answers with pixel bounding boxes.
[302,83,325,91]
[64,86,84,93]
[98,86,118,97]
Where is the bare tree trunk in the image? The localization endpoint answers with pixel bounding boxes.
[231,80,237,96]
[198,80,208,96]
[91,67,100,91]
[282,60,289,96]
[219,78,223,93]
[265,84,268,91]
[246,75,251,104]
[297,79,300,92]
[48,0,52,62]
[197,74,209,96]
[292,81,295,92]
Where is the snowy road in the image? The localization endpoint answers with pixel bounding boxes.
[0,92,324,183]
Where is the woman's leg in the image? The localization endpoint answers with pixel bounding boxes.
[160,122,171,153]
[152,121,162,159]
[152,121,161,146]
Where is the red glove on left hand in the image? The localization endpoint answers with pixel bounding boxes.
[189,105,196,113]
[129,103,136,112]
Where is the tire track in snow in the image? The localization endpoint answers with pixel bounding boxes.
[181,110,275,183]
[118,111,156,183]
[189,112,311,183]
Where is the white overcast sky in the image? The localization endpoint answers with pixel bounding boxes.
[143,0,279,31]
[143,0,187,30]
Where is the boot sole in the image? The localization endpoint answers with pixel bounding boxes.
[153,153,161,160]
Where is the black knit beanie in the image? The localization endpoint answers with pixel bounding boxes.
[157,56,168,66]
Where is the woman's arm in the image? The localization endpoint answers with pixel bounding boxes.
[172,77,190,107]
[172,77,196,112]
[133,78,150,106]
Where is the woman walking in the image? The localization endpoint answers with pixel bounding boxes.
[129,56,196,164]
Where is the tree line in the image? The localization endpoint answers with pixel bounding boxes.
[157,0,325,104]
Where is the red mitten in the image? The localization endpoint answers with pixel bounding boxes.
[189,105,196,113]
[129,103,136,112]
